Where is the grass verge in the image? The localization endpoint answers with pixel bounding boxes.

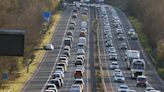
[0,11,62,92]
[129,16,164,79]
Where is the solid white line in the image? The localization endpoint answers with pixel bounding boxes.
[41,8,72,92]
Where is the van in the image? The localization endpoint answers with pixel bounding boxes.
[64,37,72,47]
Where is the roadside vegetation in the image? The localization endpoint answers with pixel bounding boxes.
[0,0,62,91]
[107,0,164,79]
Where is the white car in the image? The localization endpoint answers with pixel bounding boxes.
[77,49,85,56]
[110,61,119,69]
[70,84,83,92]
[44,44,54,50]
[128,29,135,36]
[114,73,125,82]
[118,85,129,92]
[55,70,64,79]
[109,53,118,60]
[45,84,57,91]
[113,69,122,76]
[145,87,161,92]
[73,78,85,90]
[108,47,116,53]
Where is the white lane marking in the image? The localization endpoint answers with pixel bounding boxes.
[41,9,72,92]
[22,52,48,91]
[98,7,114,92]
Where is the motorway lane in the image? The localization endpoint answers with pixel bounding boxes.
[58,6,91,92]
[106,6,146,91]
[116,8,164,91]
[97,5,146,92]
[22,8,72,92]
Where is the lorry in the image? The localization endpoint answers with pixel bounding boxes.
[125,50,140,69]
[131,59,145,78]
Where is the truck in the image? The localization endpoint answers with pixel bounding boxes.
[131,59,145,78]
[125,50,140,69]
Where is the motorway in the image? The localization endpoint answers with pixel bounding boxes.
[21,5,97,92]
[97,5,164,92]
[21,3,164,92]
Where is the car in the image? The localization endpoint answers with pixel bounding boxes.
[118,34,125,40]
[108,47,116,53]
[75,59,84,66]
[128,29,135,36]
[59,57,68,66]
[145,87,155,92]
[120,42,128,50]
[131,32,138,40]
[77,49,85,56]
[81,27,88,33]
[69,23,75,30]
[81,21,87,28]
[45,89,58,92]
[50,79,62,88]
[56,63,67,72]
[72,13,77,19]
[109,53,118,60]
[73,78,84,90]
[55,70,64,79]
[110,61,119,69]
[70,20,76,26]
[73,8,78,13]
[74,68,84,78]
[114,73,125,82]
[52,72,63,79]
[76,65,85,72]
[63,46,71,52]
[70,84,83,92]
[105,41,113,47]
[66,31,73,36]
[118,84,129,92]
[44,44,54,50]
[76,55,85,62]
[55,66,65,73]
[116,28,123,35]
[79,31,86,37]
[113,69,122,76]
[45,84,57,91]
[137,75,147,87]
[62,50,70,57]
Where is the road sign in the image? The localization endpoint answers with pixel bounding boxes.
[2,72,9,80]
[42,11,52,23]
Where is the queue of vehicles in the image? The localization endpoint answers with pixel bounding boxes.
[99,5,161,92]
[44,5,89,92]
